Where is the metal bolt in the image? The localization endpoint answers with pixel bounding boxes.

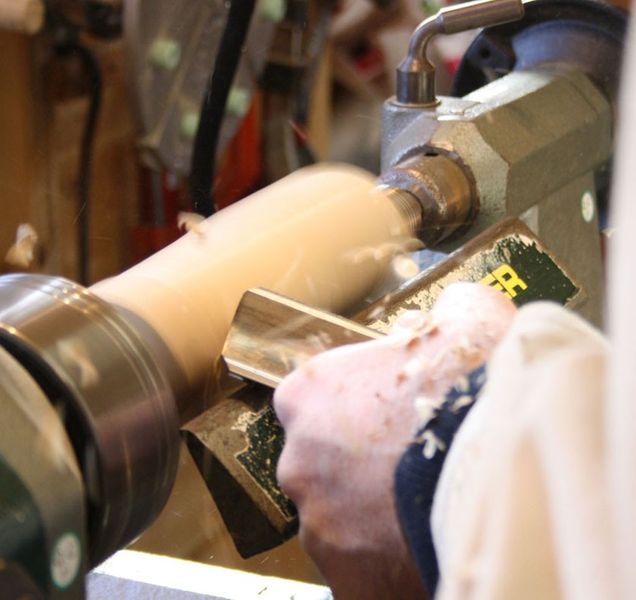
[581,191,595,223]
[149,38,182,71]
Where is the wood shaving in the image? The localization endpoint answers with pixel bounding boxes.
[5,223,38,268]
[419,430,447,459]
[279,350,302,373]
[392,254,419,280]
[232,410,259,432]
[366,304,387,321]
[403,356,430,379]
[305,333,329,353]
[452,394,474,413]
[454,375,470,393]
[393,310,429,332]
[414,395,439,425]
[177,211,206,236]
[317,331,332,346]
[392,312,439,350]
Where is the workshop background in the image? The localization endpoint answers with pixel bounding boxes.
[0,0,469,586]
[0,0,630,591]
[0,0,473,284]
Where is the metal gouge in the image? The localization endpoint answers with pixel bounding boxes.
[182,218,582,558]
[221,288,384,389]
[182,290,383,557]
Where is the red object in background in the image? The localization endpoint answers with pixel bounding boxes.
[130,222,182,264]
[353,43,385,79]
[130,168,184,263]
[214,92,263,210]
[131,95,263,262]
[444,57,462,76]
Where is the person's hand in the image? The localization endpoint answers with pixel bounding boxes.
[273,283,516,599]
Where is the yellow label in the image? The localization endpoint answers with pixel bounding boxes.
[481,264,528,299]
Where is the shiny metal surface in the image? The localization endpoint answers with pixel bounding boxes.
[382,67,612,322]
[0,274,180,567]
[0,345,86,598]
[384,187,424,236]
[190,290,381,557]
[222,288,381,389]
[379,153,476,246]
[395,0,524,105]
[439,0,524,33]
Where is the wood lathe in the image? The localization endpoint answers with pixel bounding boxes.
[0,0,627,595]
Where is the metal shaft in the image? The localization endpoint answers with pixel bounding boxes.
[379,153,477,246]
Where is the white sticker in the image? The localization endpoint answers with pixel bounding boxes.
[51,532,81,589]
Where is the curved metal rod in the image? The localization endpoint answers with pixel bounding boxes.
[406,13,445,67]
[396,0,524,105]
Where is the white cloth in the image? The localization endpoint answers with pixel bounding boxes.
[431,9,636,599]
[432,303,611,599]
[606,5,636,598]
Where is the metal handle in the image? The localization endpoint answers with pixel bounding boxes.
[396,0,524,106]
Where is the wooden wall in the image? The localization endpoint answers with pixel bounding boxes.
[0,32,50,272]
[0,32,140,283]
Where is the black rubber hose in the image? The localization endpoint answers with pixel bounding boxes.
[189,0,257,217]
[56,43,102,285]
